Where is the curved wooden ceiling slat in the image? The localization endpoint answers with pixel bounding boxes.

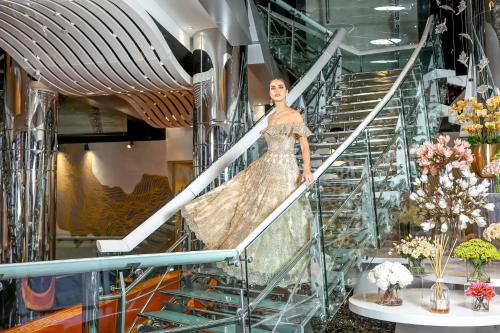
[0,0,193,127]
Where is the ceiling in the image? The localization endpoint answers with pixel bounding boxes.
[306,0,420,51]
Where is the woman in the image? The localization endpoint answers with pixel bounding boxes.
[182,78,314,285]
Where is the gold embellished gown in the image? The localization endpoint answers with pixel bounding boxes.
[182,123,314,285]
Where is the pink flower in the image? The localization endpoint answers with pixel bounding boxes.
[465,281,496,301]
[416,135,473,175]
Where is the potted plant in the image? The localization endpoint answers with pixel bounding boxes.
[389,235,435,275]
[367,261,413,306]
[453,238,500,282]
[481,152,500,189]
[465,281,496,311]
[449,96,499,177]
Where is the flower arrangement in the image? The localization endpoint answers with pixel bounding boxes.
[449,96,500,144]
[465,281,496,300]
[465,280,496,311]
[368,261,413,306]
[389,235,435,260]
[415,135,473,176]
[410,164,493,233]
[483,223,500,242]
[453,239,500,263]
[368,261,414,291]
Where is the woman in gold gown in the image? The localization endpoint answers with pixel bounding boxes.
[182,78,314,285]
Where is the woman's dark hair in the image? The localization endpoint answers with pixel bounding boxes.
[269,77,289,89]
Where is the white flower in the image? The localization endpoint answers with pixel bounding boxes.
[441,223,448,233]
[421,174,428,183]
[409,193,418,201]
[469,188,479,197]
[368,262,414,291]
[438,199,447,209]
[459,214,470,224]
[425,202,435,210]
[421,222,435,231]
[475,216,487,227]
[459,179,468,189]
[485,203,495,211]
[417,189,425,197]
[452,204,462,214]
[471,209,481,217]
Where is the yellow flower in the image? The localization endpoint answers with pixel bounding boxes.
[456,100,467,110]
[486,97,497,109]
[485,122,496,130]
[449,106,458,114]
[472,100,484,110]
[476,108,488,117]
[456,114,468,123]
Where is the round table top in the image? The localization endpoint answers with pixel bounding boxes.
[349,288,500,327]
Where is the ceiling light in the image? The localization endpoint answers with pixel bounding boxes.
[127,141,134,149]
[187,26,193,30]
[369,38,402,45]
[370,60,399,63]
[374,6,406,11]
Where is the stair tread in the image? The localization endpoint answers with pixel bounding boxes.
[160,288,286,311]
[140,310,271,333]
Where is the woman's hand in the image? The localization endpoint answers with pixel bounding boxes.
[301,170,314,185]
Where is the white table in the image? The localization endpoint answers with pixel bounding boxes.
[349,288,500,333]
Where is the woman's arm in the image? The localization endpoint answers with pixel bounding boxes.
[299,136,314,185]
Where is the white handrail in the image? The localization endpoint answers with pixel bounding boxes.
[237,15,435,252]
[97,28,347,253]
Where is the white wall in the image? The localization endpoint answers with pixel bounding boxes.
[90,140,168,193]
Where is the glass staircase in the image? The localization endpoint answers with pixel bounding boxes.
[0,5,446,333]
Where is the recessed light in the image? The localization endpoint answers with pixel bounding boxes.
[370,60,399,64]
[187,26,193,30]
[370,38,402,45]
[374,6,406,11]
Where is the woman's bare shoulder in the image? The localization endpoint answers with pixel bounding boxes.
[285,108,304,124]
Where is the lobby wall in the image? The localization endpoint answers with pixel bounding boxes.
[56,140,172,237]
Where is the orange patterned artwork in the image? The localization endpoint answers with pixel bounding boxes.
[57,144,173,236]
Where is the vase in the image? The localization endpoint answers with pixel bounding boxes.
[377,284,403,306]
[430,281,450,313]
[468,261,490,283]
[471,296,490,312]
[471,144,498,178]
[408,257,425,275]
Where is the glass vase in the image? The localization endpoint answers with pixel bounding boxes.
[471,296,490,312]
[377,284,402,306]
[430,281,450,313]
[468,261,490,283]
[408,257,425,275]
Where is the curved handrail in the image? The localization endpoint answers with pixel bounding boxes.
[97,28,347,253]
[236,15,435,252]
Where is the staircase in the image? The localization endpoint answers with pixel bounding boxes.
[134,52,437,333]
[127,3,445,331]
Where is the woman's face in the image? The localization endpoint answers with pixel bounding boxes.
[269,79,287,103]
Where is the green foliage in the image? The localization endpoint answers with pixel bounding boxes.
[453,239,500,264]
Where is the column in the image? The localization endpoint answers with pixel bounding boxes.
[192,29,246,177]
[0,55,58,326]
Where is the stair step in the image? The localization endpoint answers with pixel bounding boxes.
[339,75,400,87]
[160,289,286,311]
[140,310,271,333]
[341,69,402,80]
